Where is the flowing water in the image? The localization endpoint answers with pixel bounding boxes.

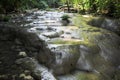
[11,10,120,80]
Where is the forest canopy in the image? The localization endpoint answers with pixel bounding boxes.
[0,0,120,18]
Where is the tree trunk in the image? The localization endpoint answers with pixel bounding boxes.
[66,0,70,12]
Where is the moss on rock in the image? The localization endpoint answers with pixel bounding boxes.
[77,73,100,80]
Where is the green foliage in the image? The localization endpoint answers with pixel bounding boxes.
[47,0,61,8]
[19,0,48,10]
[113,3,120,18]
[0,0,61,13]
[61,14,70,20]
[0,0,119,18]
[60,0,120,18]
[0,15,11,22]
[0,0,21,13]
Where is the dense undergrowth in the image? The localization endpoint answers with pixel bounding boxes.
[0,0,120,19]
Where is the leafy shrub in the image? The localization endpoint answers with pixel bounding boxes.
[61,14,70,21]
[61,14,71,26]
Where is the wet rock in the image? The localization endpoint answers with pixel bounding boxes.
[42,32,59,38]
[37,48,55,66]
[36,27,44,31]
[19,73,34,80]
[15,38,23,45]
[88,17,120,35]
[51,45,80,75]
[0,25,15,41]
[65,31,71,34]
[76,45,100,71]
[15,57,37,70]
[42,30,63,38]
[0,23,56,79]
[16,57,56,80]
[75,28,120,79]
[0,75,10,80]
[38,35,50,41]
[14,27,55,67]
[60,35,64,38]
[17,29,45,48]
[57,70,100,80]
[18,51,27,58]
[47,27,56,31]
[15,57,42,80]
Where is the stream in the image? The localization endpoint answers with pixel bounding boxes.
[3,10,120,80]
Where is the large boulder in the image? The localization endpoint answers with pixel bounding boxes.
[0,23,56,80]
[75,27,120,80]
[50,45,80,75]
[88,17,120,35]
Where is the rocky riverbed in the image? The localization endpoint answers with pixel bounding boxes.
[0,10,120,80]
